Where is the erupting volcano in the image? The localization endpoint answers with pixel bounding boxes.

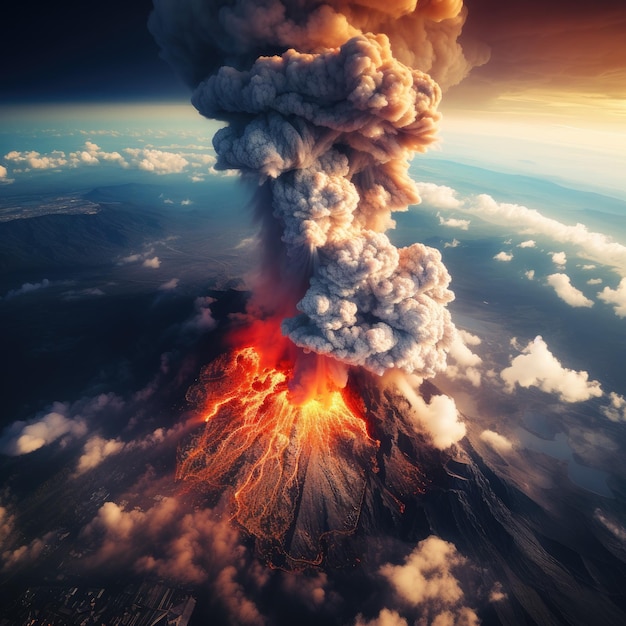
[150,0,481,563]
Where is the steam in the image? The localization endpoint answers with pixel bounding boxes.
[149,0,479,383]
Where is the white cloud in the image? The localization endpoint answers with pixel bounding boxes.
[235,236,258,250]
[439,216,470,230]
[598,278,626,317]
[500,336,603,403]
[586,278,602,285]
[525,270,535,280]
[601,392,626,422]
[181,198,193,206]
[469,194,626,276]
[159,278,179,291]
[446,329,482,387]
[391,375,465,449]
[82,497,266,626]
[0,393,122,457]
[416,182,463,209]
[546,273,594,308]
[551,251,567,267]
[480,430,513,454]
[444,238,460,248]
[0,498,56,573]
[355,609,408,626]
[124,148,188,174]
[4,140,221,181]
[2,531,55,572]
[581,264,596,270]
[142,256,161,269]
[0,164,13,184]
[489,583,507,603]
[0,404,87,455]
[420,184,626,279]
[75,436,125,475]
[517,240,536,248]
[4,149,68,170]
[120,253,141,264]
[494,251,513,262]
[378,536,479,626]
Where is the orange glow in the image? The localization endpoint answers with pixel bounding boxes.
[178,345,379,565]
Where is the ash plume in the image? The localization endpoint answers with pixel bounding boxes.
[149,0,479,387]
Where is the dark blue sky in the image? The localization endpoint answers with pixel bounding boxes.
[2,0,624,109]
[1,0,188,103]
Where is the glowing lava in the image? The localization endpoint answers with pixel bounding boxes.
[179,346,379,565]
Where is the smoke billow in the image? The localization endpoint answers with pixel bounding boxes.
[149,0,478,388]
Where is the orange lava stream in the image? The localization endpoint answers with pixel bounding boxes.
[178,346,379,563]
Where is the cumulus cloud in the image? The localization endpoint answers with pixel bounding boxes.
[586,278,602,285]
[124,147,188,174]
[546,273,594,308]
[500,336,603,403]
[598,278,626,317]
[601,392,626,423]
[142,256,161,269]
[494,251,513,262]
[0,393,122,457]
[374,536,479,626]
[551,251,567,267]
[119,247,164,269]
[355,609,408,626]
[439,216,470,230]
[0,498,53,573]
[4,149,68,171]
[0,404,87,456]
[74,436,125,475]
[82,497,265,623]
[480,430,513,454]
[2,531,56,572]
[159,278,179,290]
[525,270,535,280]
[581,264,596,270]
[415,182,463,210]
[446,329,482,386]
[0,164,13,184]
[3,140,220,183]
[444,238,460,249]
[518,240,536,248]
[74,424,186,476]
[392,375,465,449]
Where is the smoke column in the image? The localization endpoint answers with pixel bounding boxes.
[150,0,482,563]
[149,0,483,396]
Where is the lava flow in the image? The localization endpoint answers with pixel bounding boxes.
[179,344,380,565]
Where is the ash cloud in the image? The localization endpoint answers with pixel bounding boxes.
[148,0,481,383]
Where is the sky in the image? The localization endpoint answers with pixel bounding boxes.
[1,1,624,202]
[2,0,625,128]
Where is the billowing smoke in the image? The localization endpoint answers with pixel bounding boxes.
[149,0,479,389]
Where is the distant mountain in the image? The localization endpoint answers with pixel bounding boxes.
[0,198,163,273]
